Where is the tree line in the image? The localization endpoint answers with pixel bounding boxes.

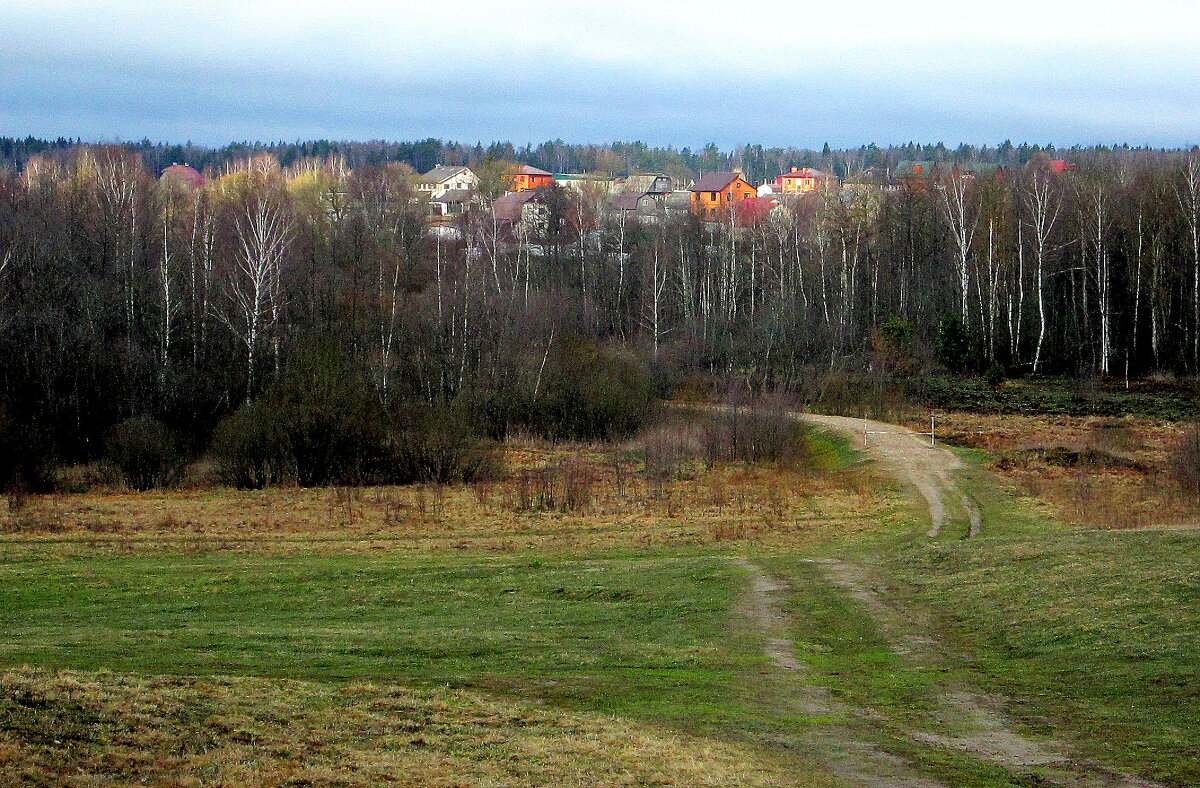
[2,141,1200,490]
[1,135,1122,188]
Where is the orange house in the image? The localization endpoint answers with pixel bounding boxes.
[509,164,554,192]
[774,166,833,194]
[690,171,757,220]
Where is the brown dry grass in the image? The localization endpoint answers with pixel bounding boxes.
[0,666,803,787]
[0,439,896,554]
[916,412,1198,530]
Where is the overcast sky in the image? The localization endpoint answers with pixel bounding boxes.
[3,0,1199,150]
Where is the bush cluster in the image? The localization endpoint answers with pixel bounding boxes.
[520,343,657,443]
[212,347,498,489]
[103,417,187,490]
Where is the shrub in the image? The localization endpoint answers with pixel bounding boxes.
[211,399,292,489]
[212,351,499,489]
[523,343,657,442]
[983,362,1006,388]
[390,402,501,484]
[103,416,187,490]
[936,314,980,373]
[701,392,811,468]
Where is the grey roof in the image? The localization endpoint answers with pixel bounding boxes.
[420,165,472,184]
[692,171,743,192]
[432,189,475,204]
[621,173,672,193]
[612,191,644,211]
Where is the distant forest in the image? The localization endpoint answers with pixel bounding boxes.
[2,135,1200,491]
[0,134,1118,184]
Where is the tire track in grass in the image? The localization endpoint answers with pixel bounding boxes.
[807,558,1167,788]
[735,558,952,788]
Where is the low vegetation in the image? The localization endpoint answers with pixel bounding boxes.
[0,668,804,787]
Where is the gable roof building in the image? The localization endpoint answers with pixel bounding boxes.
[774,166,835,194]
[690,171,757,220]
[417,165,479,198]
[509,164,554,192]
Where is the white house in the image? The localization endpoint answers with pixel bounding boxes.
[417,166,479,198]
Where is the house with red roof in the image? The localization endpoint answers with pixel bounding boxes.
[690,170,756,220]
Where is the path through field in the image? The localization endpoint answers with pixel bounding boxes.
[736,412,1167,787]
[798,413,981,538]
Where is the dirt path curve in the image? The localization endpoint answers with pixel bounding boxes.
[797,413,981,538]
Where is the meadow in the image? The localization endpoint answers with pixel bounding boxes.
[3,408,1200,787]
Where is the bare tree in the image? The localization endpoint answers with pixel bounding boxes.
[1175,151,1200,371]
[935,166,979,321]
[219,178,293,393]
[1022,167,1061,373]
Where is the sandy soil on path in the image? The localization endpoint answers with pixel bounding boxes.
[798,413,981,538]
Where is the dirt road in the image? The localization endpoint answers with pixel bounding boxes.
[798,413,981,538]
[738,557,1168,788]
[734,412,1166,787]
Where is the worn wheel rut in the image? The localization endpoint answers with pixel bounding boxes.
[735,558,952,788]
[811,558,1168,788]
[739,557,1167,787]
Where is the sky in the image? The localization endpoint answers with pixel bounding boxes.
[3,0,1200,150]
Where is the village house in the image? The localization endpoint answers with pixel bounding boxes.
[690,170,757,220]
[773,166,835,195]
[734,195,781,228]
[416,165,479,198]
[894,160,1004,191]
[610,172,675,222]
[554,173,617,193]
[492,188,550,236]
[428,188,482,219]
[508,164,554,192]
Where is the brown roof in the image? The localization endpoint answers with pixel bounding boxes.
[691,171,743,192]
[612,191,645,211]
[492,189,542,222]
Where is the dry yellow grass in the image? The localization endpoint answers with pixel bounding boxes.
[917,412,1198,530]
[0,667,808,787]
[2,441,898,553]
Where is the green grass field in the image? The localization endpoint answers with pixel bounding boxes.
[3,428,1199,786]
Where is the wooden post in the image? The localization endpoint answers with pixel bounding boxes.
[930,412,936,446]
